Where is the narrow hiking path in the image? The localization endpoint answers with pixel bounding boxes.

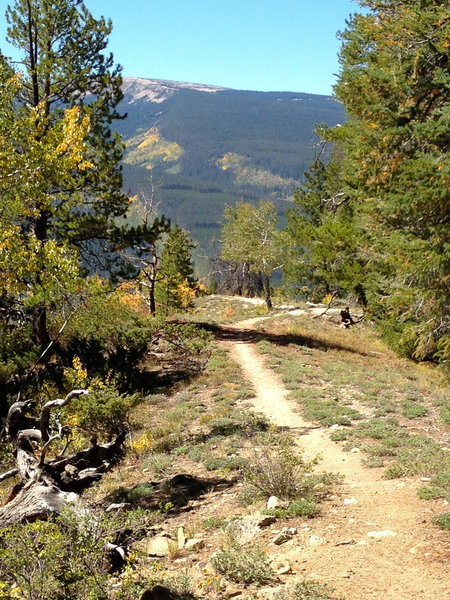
[222,317,450,600]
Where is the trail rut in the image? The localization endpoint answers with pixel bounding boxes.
[222,318,450,600]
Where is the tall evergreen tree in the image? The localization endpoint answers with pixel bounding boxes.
[155,225,197,314]
[323,0,450,363]
[1,0,129,345]
[286,156,368,304]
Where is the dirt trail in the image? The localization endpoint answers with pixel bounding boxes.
[222,318,450,600]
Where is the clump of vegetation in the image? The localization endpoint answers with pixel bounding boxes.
[113,483,155,507]
[0,508,155,600]
[265,498,321,520]
[433,513,450,532]
[65,383,141,441]
[244,434,319,500]
[275,580,344,600]
[211,543,273,584]
[58,288,157,381]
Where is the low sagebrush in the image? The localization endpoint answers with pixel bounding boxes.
[211,543,273,584]
[245,436,318,500]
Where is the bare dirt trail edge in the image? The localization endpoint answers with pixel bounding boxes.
[222,317,450,600]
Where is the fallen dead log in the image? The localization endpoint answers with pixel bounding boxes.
[0,390,126,527]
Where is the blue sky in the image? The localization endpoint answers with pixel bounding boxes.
[0,0,361,95]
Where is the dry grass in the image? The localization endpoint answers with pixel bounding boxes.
[253,312,450,507]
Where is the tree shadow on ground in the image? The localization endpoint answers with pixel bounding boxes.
[189,321,371,357]
[108,473,235,513]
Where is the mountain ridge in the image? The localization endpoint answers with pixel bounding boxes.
[116,77,345,263]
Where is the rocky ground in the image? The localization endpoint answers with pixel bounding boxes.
[113,302,449,600]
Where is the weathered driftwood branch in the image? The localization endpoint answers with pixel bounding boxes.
[0,468,18,483]
[40,389,88,442]
[0,390,126,527]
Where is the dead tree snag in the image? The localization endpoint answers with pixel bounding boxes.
[0,390,125,527]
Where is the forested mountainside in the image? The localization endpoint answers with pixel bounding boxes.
[115,78,345,254]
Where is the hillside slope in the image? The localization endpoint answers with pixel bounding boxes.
[116,78,345,257]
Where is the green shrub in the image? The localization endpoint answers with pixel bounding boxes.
[202,517,229,531]
[0,508,154,600]
[244,438,318,500]
[208,413,268,437]
[113,483,154,506]
[266,499,321,520]
[433,512,450,531]
[401,401,428,419]
[65,384,140,440]
[275,580,342,600]
[383,464,409,479]
[160,323,212,371]
[440,404,450,426]
[417,486,446,500]
[204,456,247,472]
[144,453,174,475]
[59,290,156,379]
[211,543,273,584]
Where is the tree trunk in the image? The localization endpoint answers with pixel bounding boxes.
[32,211,51,347]
[262,273,272,310]
[32,304,50,347]
[0,481,78,528]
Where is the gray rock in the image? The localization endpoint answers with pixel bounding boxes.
[272,527,297,545]
[184,538,204,551]
[244,514,277,528]
[308,535,327,547]
[267,495,283,509]
[134,535,174,557]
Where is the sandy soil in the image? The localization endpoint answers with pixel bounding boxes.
[222,318,450,600]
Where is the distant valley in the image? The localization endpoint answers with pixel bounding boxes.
[116,77,344,261]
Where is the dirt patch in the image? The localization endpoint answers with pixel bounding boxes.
[222,318,450,600]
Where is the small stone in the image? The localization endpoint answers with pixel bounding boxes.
[267,496,283,509]
[343,497,357,505]
[350,447,360,453]
[64,464,78,476]
[275,562,292,575]
[226,589,243,598]
[244,514,277,528]
[421,477,431,482]
[273,527,297,545]
[335,539,354,546]
[177,526,186,549]
[308,535,327,547]
[367,530,396,539]
[184,538,204,551]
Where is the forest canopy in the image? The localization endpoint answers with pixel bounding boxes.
[285,0,450,368]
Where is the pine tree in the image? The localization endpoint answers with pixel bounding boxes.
[286,157,368,304]
[155,225,197,314]
[326,0,450,362]
[2,0,129,345]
